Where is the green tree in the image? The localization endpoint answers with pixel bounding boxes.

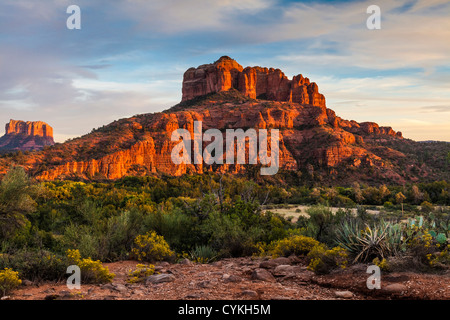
[0,166,41,239]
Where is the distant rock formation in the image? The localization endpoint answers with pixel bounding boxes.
[0,119,55,152]
[182,56,326,107]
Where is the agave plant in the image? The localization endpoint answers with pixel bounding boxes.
[335,219,401,263]
[189,245,218,264]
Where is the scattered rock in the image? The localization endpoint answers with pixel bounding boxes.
[272,257,291,265]
[295,270,314,283]
[101,283,115,291]
[179,258,191,265]
[197,280,211,288]
[1,296,11,300]
[22,280,34,287]
[185,293,201,299]
[383,283,407,294]
[241,290,258,297]
[154,266,166,273]
[251,269,276,283]
[259,260,278,269]
[112,283,128,292]
[58,290,72,298]
[44,294,60,300]
[131,289,145,295]
[288,255,302,264]
[223,263,235,269]
[334,291,354,299]
[222,274,241,283]
[211,261,222,267]
[273,265,302,276]
[146,273,176,284]
[157,261,170,267]
[270,295,292,300]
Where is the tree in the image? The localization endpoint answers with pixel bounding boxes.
[395,192,406,216]
[352,182,364,204]
[410,185,423,205]
[0,166,41,239]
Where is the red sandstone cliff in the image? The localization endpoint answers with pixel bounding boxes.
[0,120,55,152]
[33,94,403,181]
[0,58,412,183]
[182,56,326,107]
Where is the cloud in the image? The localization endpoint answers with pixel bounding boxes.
[420,105,450,113]
[0,0,449,142]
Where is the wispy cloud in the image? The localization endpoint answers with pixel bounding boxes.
[420,105,450,113]
[0,0,449,142]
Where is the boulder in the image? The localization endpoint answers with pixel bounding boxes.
[146,273,176,284]
[251,268,276,282]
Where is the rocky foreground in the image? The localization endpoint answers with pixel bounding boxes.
[7,257,450,300]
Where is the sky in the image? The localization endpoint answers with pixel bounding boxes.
[0,0,449,142]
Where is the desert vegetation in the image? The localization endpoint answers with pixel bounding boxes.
[0,166,448,297]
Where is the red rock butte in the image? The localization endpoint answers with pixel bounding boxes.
[182,56,326,107]
[5,119,53,138]
[0,119,55,152]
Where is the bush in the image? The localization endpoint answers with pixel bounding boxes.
[189,245,218,264]
[66,249,115,284]
[0,268,21,296]
[130,231,175,262]
[0,250,67,282]
[127,264,155,283]
[372,257,389,271]
[307,245,348,275]
[270,235,320,257]
[420,201,434,213]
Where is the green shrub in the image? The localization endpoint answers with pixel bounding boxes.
[270,235,320,257]
[130,231,175,262]
[0,268,21,296]
[66,249,115,284]
[127,264,155,283]
[420,201,434,213]
[0,249,67,282]
[307,245,348,275]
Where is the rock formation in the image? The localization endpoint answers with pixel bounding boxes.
[34,94,403,181]
[0,57,416,183]
[0,120,55,152]
[182,56,326,107]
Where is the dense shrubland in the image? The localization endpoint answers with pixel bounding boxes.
[0,166,448,295]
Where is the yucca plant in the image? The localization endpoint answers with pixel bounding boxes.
[336,219,401,263]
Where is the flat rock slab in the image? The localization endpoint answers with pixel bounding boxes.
[273,265,303,276]
[382,283,408,294]
[146,273,176,284]
[334,291,354,299]
[251,268,276,282]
